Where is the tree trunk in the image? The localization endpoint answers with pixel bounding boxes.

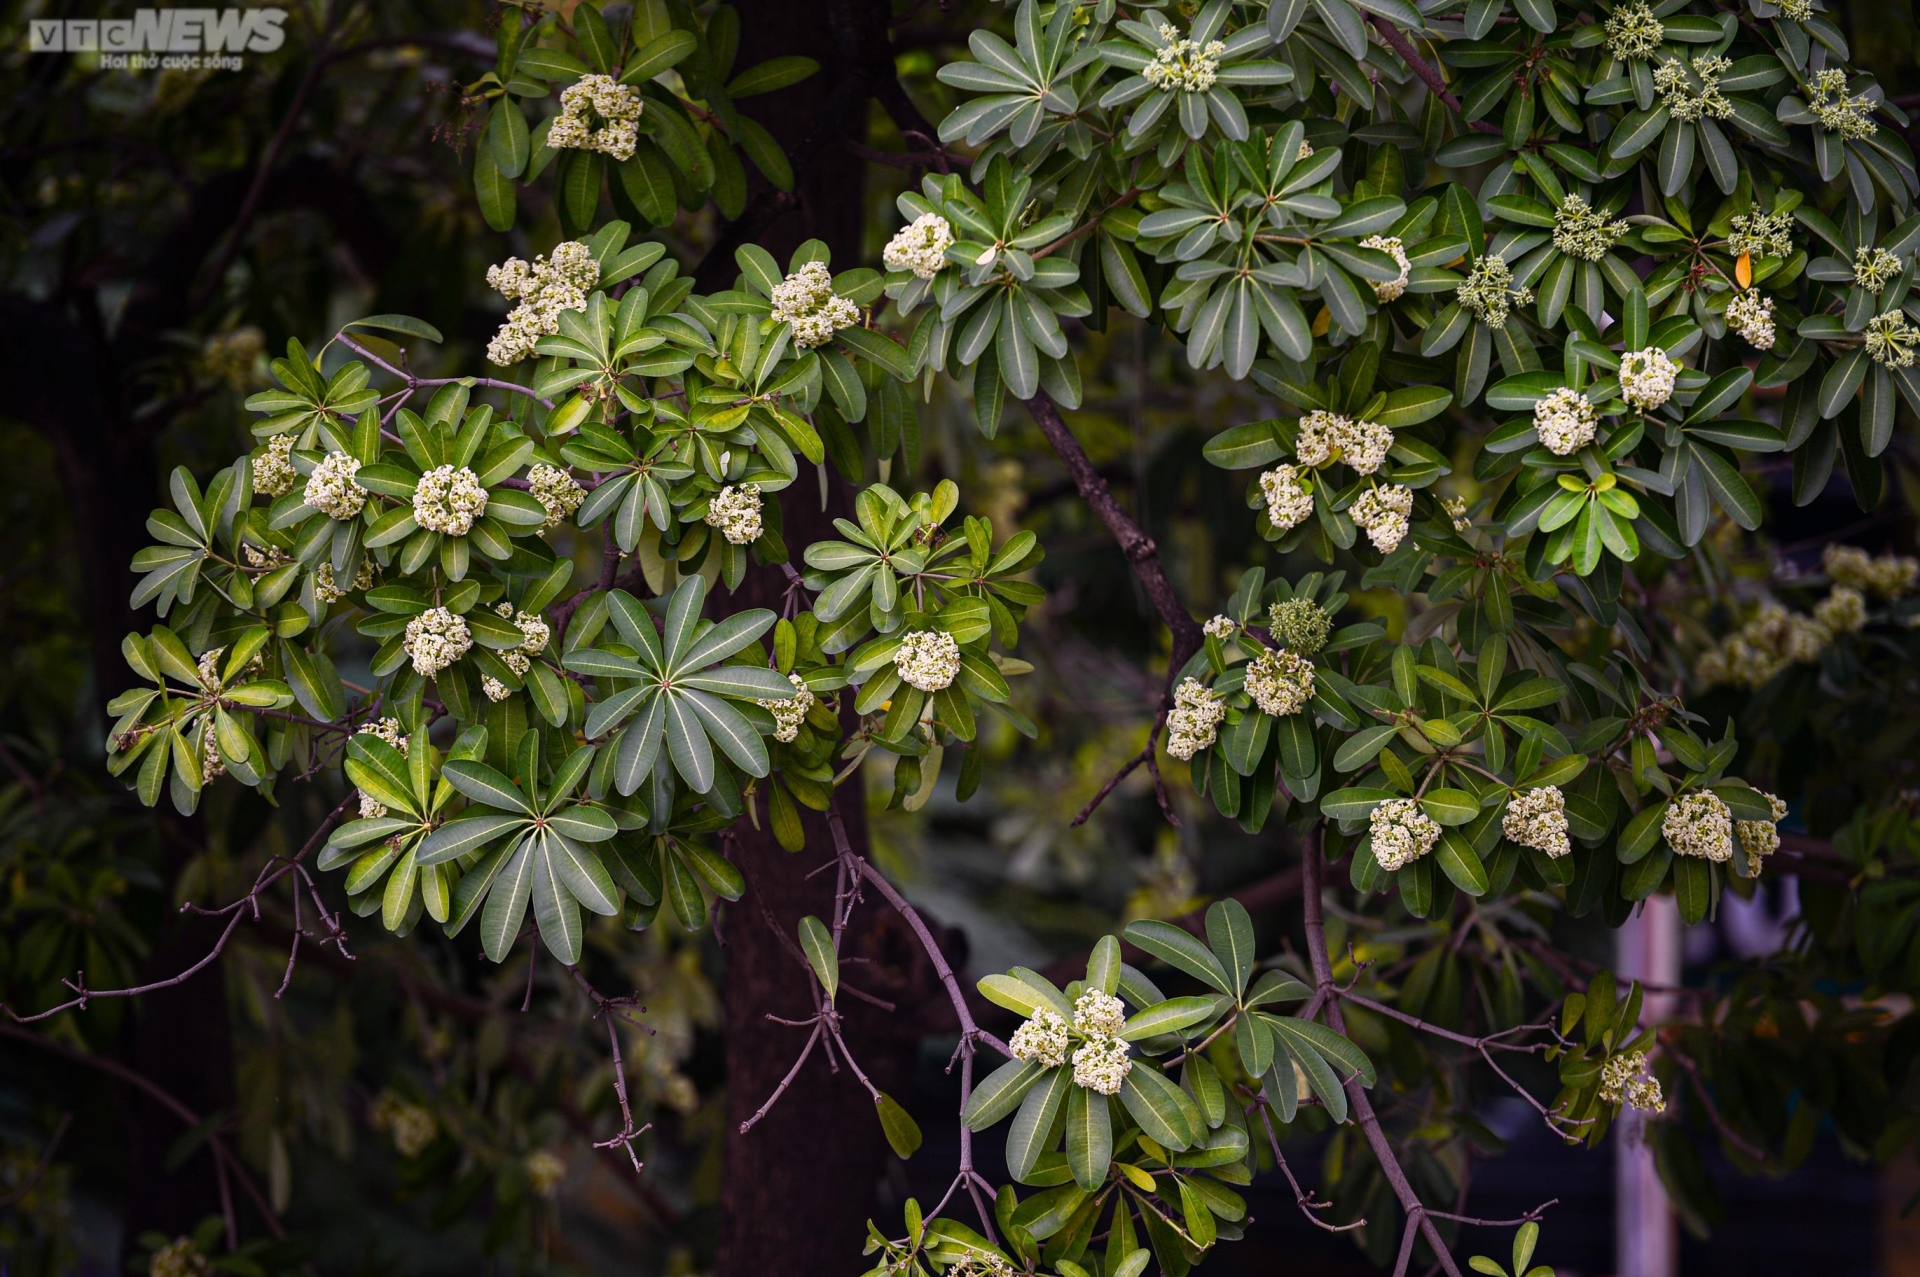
[713,1,941,1269]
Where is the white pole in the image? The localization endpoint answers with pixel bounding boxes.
[1614,893,1681,1277]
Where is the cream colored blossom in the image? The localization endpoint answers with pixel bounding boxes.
[1010,1007,1069,1068]
[1736,790,1789,876]
[1599,1050,1664,1112]
[486,241,599,365]
[1165,677,1225,761]
[547,74,642,160]
[1726,292,1775,350]
[1259,464,1315,530]
[1245,647,1314,717]
[304,451,367,520]
[893,629,961,692]
[1619,347,1678,412]
[1504,786,1571,858]
[1663,791,1733,862]
[883,213,955,280]
[1142,24,1226,92]
[771,261,860,349]
[1371,798,1440,871]
[252,433,298,497]
[1534,388,1597,456]
[1813,585,1867,634]
[1349,484,1414,554]
[404,607,471,679]
[705,483,764,545]
[1073,989,1127,1037]
[529,463,587,530]
[412,465,487,536]
[1360,234,1411,302]
[759,672,815,744]
[1071,1033,1133,1095]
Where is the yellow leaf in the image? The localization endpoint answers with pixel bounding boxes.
[1735,251,1753,289]
[1117,1162,1158,1192]
[1311,306,1331,337]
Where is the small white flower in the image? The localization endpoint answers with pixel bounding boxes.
[528,463,587,530]
[1726,291,1775,350]
[354,718,408,818]
[1294,410,1344,468]
[771,261,860,349]
[1203,614,1237,640]
[1259,464,1315,530]
[1349,484,1414,554]
[893,630,962,692]
[758,672,816,744]
[1618,347,1679,413]
[1142,27,1226,93]
[1534,388,1598,456]
[1600,1050,1665,1112]
[315,557,374,604]
[304,451,367,520]
[1662,791,1733,862]
[548,74,643,160]
[412,465,488,536]
[1245,648,1315,717]
[1070,1033,1133,1096]
[403,607,472,679]
[1552,195,1630,262]
[1165,677,1225,761]
[486,241,599,365]
[705,483,764,545]
[1735,789,1789,876]
[1456,254,1532,330]
[1010,1008,1069,1068]
[1812,585,1867,635]
[1334,418,1394,476]
[1865,309,1920,369]
[1371,797,1440,872]
[1504,786,1571,858]
[1360,234,1411,302]
[883,213,955,280]
[252,433,298,497]
[1073,989,1127,1037]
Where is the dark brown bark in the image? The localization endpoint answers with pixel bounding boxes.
[712,2,951,1269]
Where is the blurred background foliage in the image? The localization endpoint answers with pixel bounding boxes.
[4,0,1920,1273]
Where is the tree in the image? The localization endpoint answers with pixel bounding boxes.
[6,0,1920,1274]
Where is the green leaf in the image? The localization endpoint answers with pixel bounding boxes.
[1007,1067,1072,1181]
[1121,920,1234,995]
[727,55,820,98]
[1118,1065,1197,1151]
[963,1059,1046,1130]
[1204,899,1256,997]
[1120,996,1218,1041]
[877,1093,923,1159]
[1064,1084,1113,1192]
[798,914,839,1001]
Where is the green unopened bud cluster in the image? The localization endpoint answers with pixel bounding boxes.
[1604,0,1665,60]
[1142,24,1225,93]
[1653,55,1733,123]
[1456,254,1532,330]
[1551,195,1629,262]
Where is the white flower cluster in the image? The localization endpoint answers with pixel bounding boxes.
[1663,791,1733,862]
[1259,464,1315,530]
[195,646,226,691]
[1456,253,1532,330]
[1826,543,1919,598]
[1533,388,1597,456]
[1813,584,1867,634]
[150,1237,211,1277]
[882,213,955,280]
[404,607,472,679]
[1807,68,1878,140]
[704,483,764,545]
[1736,790,1789,877]
[1143,24,1226,92]
[1778,0,1813,17]
[1618,347,1679,412]
[1599,1050,1665,1112]
[1203,614,1237,639]
[371,1091,438,1157]
[412,465,488,536]
[894,629,961,692]
[479,604,548,702]
[1865,309,1920,368]
[1504,786,1571,858]
[200,717,225,784]
[1444,494,1473,533]
[252,433,298,497]
[524,1150,566,1199]
[1727,208,1795,259]
[315,557,374,604]
[355,716,407,818]
[1695,599,1834,687]
[528,463,586,530]
[1853,246,1904,293]
[1551,195,1630,262]
[486,241,599,365]
[1653,55,1733,123]
[1359,234,1411,302]
[1294,410,1392,475]
[1072,1033,1133,1096]
[305,451,367,520]
[1726,292,1776,350]
[771,261,860,349]
[1165,677,1226,760]
[1371,798,1440,872]
[1269,598,1332,654]
[759,672,816,743]
[1074,989,1127,1037]
[1604,0,1665,59]
[1009,1007,1069,1068]
[547,74,643,160]
[1245,647,1315,717]
[1350,484,1414,554]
